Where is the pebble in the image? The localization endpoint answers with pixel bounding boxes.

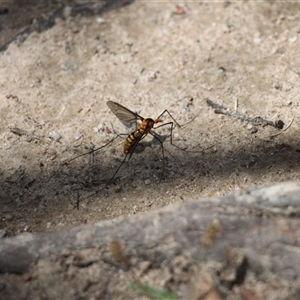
[289,36,297,43]
[0,229,6,238]
[96,17,106,24]
[47,148,57,156]
[132,205,137,214]
[3,213,13,221]
[144,179,151,185]
[273,82,282,90]
[22,225,29,232]
[48,131,61,142]
[251,127,258,134]
[74,133,82,141]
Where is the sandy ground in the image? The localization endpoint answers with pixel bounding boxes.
[1,1,300,236]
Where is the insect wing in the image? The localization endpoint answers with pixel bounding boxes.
[107,101,143,129]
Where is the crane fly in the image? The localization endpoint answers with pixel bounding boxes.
[94,101,186,191]
[106,100,184,158]
[107,100,163,156]
[64,101,189,198]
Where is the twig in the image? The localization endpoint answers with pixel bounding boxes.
[268,115,294,138]
[206,98,284,129]
[10,127,43,141]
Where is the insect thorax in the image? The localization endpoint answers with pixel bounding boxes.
[141,118,155,131]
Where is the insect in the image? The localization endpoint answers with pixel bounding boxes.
[65,101,190,197]
[100,101,188,187]
[107,101,164,156]
[107,101,185,157]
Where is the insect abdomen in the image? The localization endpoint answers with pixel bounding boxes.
[123,129,144,154]
[123,119,156,154]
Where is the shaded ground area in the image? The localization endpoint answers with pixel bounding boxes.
[0,1,300,235]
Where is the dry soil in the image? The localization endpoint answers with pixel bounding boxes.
[1,1,300,236]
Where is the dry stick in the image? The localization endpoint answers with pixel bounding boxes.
[206,98,285,129]
[256,115,295,148]
[268,115,294,138]
[10,127,43,141]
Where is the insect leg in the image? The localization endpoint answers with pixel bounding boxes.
[156,109,199,128]
[87,133,150,198]
[155,109,190,150]
[149,131,165,161]
[86,152,129,199]
[156,109,182,128]
[154,121,188,151]
[87,142,95,184]
[64,134,123,164]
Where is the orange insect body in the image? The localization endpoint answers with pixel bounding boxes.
[123,118,162,154]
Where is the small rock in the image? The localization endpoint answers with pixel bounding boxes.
[3,213,13,221]
[148,70,159,81]
[74,133,82,141]
[47,148,57,157]
[22,225,30,232]
[48,131,61,142]
[289,36,297,43]
[246,123,253,130]
[0,229,6,238]
[251,127,258,134]
[132,205,137,214]
[96,17,106,24]
[144,179,151,185]
[273,82,282,90]
[253,37,261,44]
